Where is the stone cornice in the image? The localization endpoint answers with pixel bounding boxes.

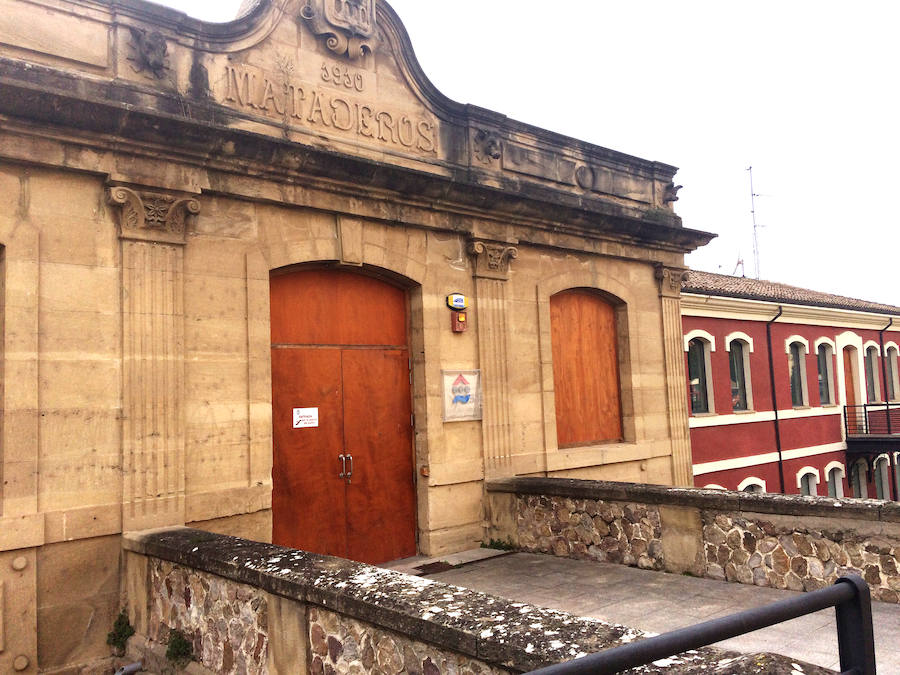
[681,292,900,331]
[0,66,715,256]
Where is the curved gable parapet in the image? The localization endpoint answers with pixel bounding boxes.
[0,0,714,252]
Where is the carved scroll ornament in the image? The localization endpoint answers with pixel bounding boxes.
[300,0,377,60]
[107,186,200,244]
[654,264,690,297]
[469,240,519,281]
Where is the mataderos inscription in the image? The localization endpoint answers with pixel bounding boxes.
[222,63,438,155]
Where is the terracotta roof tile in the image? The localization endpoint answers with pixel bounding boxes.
[683,270,900,316]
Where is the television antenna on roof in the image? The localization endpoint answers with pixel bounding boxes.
[747,166,762,280]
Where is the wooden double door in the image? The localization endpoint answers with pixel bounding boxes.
[270,268,416,564]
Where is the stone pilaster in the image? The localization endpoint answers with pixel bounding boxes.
[108,186,198,530]
[655,264,693,487]
[468,240,518,477]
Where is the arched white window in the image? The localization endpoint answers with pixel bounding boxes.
[865,345,882,403]
[851,459,868,499]
[738,477,766,493]
[726,336,753,412]
[815,340,835,406]
[686,335,714,414]
[885,343,900,402]
[825,461,845,498]
[874,455,892,500]
[703,484,727,490]
[796,467,820,496]
[786,339,809,407]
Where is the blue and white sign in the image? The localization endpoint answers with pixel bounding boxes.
[446,293,469,310]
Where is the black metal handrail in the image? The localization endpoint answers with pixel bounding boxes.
[845,402,900,436]
[528,575,875,675]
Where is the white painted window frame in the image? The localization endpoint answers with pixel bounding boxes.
[738,476,766,493]
[874,454,891,500]
[703,484,727,490]
[864,344,882,402]
[885,343,900,402]
[814,338,836,406]
[725,336,754,412]
[824,461,845,498]
[786,339,810,407]
[796,466,820,496]
[685,332,715,415]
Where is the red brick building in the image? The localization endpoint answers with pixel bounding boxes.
[682,272,900,499]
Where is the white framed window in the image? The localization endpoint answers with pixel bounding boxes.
[815,340,835,406]
[885,343,900,402]
[686,335,714,415]
[865,345,881,403]
[786,339,809,407]
[825,461,845,498]
[703,484,726,490]
[796,467,820,496]
[874,454,891,500]
[851,459,868,499]
[726,337,753,412]
[738,477,766,493]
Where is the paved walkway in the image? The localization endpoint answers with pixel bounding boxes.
[423,552,900,672]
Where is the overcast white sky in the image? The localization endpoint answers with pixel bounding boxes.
[151,0,900,305]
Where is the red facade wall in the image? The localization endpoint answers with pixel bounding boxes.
[683,314,893,498]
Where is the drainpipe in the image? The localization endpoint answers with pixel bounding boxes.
[766,306,786,494]
[879,317,896,500]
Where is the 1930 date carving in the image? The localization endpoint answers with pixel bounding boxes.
[321,63,365,92]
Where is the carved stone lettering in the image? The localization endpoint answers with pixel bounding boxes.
[107,186,200,245]
[221,64,438,155]
[300,0,376,60]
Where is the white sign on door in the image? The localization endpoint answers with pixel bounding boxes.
[293,407,319,429]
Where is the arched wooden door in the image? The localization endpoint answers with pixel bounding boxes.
[843,346,859,433]
[270,268,416,564]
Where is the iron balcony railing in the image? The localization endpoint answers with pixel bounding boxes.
[844,402,900,437]
[528,575,875,675]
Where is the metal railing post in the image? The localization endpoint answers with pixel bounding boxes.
[834,576,876,675]
[526,576,876,675]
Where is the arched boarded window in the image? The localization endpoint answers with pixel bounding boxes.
[550,289,622,447]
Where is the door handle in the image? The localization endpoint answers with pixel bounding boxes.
[347,454,353,480]
[339,454,346,478]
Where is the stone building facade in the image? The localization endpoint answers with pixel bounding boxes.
[0,0,711,670]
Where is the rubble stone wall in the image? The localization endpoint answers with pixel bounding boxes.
[704,513,900,603]
[125,528,831,674]
[515,494,666,570]
[488,477,900,603]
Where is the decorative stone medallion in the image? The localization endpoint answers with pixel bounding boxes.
[127,26,169,79]
[300,0,377,60]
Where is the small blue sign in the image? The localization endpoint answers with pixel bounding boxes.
[447,293,468,310]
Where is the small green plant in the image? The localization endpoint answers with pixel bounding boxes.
[481,538,516,551]
[166,629,193,668]
[106,610,135,656]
